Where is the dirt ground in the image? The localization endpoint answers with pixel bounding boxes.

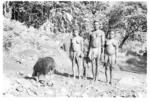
[2,51,147,97]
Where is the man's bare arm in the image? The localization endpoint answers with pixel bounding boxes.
[87,34,92,56]
[81,38,84,57]
[69,39,73,59]
[115,41,118,64]
[101,32,105,59]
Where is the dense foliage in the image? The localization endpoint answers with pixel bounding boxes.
[3,1,147,48]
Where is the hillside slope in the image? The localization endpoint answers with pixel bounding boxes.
[3,18,146,97]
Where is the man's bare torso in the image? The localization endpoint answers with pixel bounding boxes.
[90,30,104,48]
[105,39,117,56]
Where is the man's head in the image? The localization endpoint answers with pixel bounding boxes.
[93,21,99,30]
[109,31,115,39]
[73,29,79,36]
[93,21,103,30]
[99,22,103,29]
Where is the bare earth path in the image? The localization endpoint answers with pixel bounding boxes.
[3,53,146,97]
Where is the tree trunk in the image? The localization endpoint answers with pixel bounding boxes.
[119,34,129,48]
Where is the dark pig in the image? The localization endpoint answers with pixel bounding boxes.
[32,57,56,82]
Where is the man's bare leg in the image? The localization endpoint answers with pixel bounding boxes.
[80,57,84,79]
[92,59,97,81]
[109,64,112,84]
[72,55,76,79]
[91,60,95,81]
[76,57,81,79]
[106,65,111,84]
[105,64,108,83]
[95,57,99,81]
[83,59,87,79]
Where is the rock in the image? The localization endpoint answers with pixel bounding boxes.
[47,82,54,87]
[16,86,24,92]
[27,88,39,96]
[16,71,24,76]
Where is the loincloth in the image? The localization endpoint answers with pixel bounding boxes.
[88,48,100,60]
[104,53,116,65]
[72,51,82,59]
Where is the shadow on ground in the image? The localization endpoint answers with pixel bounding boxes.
[118,55,147,74]
[54,70,94,80]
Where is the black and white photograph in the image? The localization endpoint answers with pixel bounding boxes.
[2,0,147,98]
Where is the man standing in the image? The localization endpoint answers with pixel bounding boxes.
[70,28,84,79]
[104,31,118,84]
[88,21,105,81]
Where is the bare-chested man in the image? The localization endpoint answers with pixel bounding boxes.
[88,21,105,81]
[104,31,118,84]
[70,29,84,79]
